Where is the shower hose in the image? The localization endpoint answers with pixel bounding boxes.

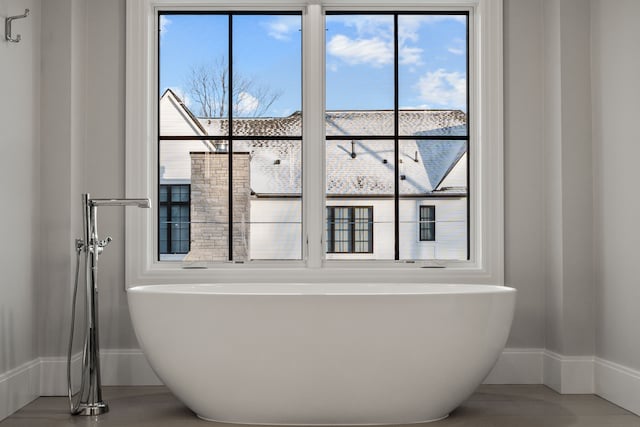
[67,240,86,414]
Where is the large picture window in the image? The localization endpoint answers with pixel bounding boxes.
[126,0,504,283]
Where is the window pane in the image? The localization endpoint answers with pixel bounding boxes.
[326,140,394,259]
[159,14,229,136]
[178,185,191,202]
[232,15,302,136]
[326,14,394,136]
[234,140,302,260]
[354,207,373,253]
[399,140,467,260]
[419,206,435,241]
[159,186,168,202]
[159,203,168,254]
[334,207,351,253]
[398,14,468,136]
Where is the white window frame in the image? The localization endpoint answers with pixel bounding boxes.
[125,0,503,286]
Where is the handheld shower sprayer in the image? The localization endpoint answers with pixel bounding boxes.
[67,193,150,416]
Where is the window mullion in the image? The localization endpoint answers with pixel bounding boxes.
[303,4,325,268]
[228,14,234,262]
[393,13,400,261]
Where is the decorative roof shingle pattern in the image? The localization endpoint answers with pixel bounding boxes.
[201,110,467,138]
[196,111,467,196]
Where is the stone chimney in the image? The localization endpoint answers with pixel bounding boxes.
[185,151,251,261]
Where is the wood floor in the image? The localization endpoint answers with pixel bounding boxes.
[1,385,638,426]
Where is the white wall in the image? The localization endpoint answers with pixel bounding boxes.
[591,0,640,372]
[503,0,546,349]
[39,0,86,359]
[542,0,595,359]
[0,0,41,417]
[83,0,140,351]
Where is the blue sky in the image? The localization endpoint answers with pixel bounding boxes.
[159,13,467,118]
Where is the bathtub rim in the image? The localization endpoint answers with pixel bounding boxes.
[127,283,516,296]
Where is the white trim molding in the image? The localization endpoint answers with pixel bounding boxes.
[543,350,595,394]
[5,349,638,419]
[39,351,162,397]
[39,354,82,397]
[595,358,640,416]
[124,0,504,286]
[0,359,40,421]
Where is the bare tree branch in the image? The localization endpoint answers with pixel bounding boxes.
[185,56,283,118]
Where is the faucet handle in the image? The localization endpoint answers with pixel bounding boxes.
[99,236,113,248]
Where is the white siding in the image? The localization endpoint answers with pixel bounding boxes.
[160,140,217,183]
[325,198,467,261]
[249,199,302,260]
[399,198,467,260]
[160,91,206,136]
[159,92,217,184]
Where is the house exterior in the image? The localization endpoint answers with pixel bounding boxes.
[159,89,467,261]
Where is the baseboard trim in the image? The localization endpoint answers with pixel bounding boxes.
[39,350,162,396]
[0,358,40,421]
[543,350,595,394]
[39,353,81,396]
[3,349,639,422]
[595,357,640,416]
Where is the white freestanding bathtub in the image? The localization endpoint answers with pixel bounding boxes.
[127,283,515,425]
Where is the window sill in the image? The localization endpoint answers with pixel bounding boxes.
[127,258,499,287]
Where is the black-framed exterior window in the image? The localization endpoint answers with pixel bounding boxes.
[419,205,436,242]
[325,12,469,261]
[159,184,191,254]
[326,206,373,254]
[158,11,302,262]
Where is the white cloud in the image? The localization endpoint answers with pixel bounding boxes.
[417,69,466,109]
[326,14,466,68]
[263,16,300,41]
[159,16,171,36]
[447,38,466,56]
[235,92,260,116]
[400,46,423,65]
[326,15,428,67]
[327,15,394,39]
[327,35,393,67]
[399,15,465,44]
[327,34,423,67]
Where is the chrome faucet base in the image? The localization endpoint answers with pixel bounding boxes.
[67,193,150,416]
[76,402,109,416]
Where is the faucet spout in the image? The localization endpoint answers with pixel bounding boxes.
[89,198,151,208]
